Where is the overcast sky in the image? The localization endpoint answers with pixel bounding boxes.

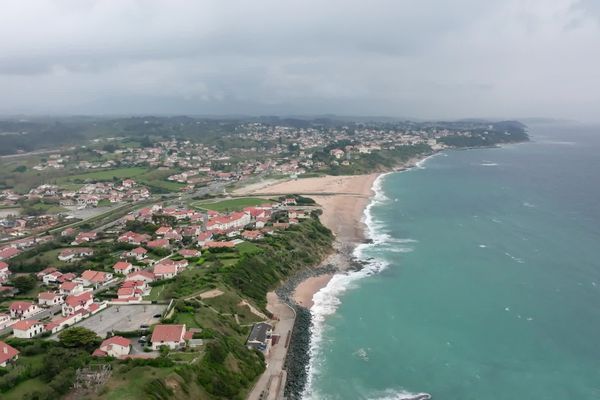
[1,0,599,121]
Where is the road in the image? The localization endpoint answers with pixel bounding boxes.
[247,292,296,400]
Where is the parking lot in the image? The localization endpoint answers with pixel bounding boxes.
[74,304,167,338]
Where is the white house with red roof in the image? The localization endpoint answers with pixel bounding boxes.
[0,313,13,330]
[126,270,155,283]
[59,281,84,295]
[12,320,45,339]
[0,341,19,367]
[196,232,213,247]
[153,263,177,279]
[150,324,189,350]
[71,231,97,245]
[118,231,151,245]
[242,230,264,241]
[38,291,64,306]
[147,239,170,250]
[0,247,21,260]
[36,266,57,280]
[93,336,131,358]
[79,270,113,287]
[9,301,41,319]
[207,211,251,231]
[58,247,94,262]
[155,226,174,236]
[62,291,94,316]
[0,261,10,283]
[179,249,201,258]
[42,270,63,285]
[123,247,148,260]
[113,261,137,275]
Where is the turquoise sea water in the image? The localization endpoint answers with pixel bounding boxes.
[304,123,600,400]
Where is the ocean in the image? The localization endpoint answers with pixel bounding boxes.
[303,123,600,400]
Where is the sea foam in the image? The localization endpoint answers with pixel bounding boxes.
[302,171,422,399]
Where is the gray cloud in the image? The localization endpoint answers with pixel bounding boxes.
[0,0,598,121]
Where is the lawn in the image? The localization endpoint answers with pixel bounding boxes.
[59,167,148,183]
[3,377,47,400]
[192,197,274,212]
[58,166,185,193]
[235,241,261,255]
[98,365,174,400]
[145,285,168,301]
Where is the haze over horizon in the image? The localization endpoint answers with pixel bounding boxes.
[1,0,600,122]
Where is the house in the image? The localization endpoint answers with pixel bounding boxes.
[71,231,97,245]
[113,261,136,275]
[93,336,131,358]
[146,239,170,250]
[57,272,77,283]
[246,322,273,353]
[179,249,201,258]
[58,247,93,262]
[150,324,188,350]
[62,291,93,316]
[125,270,155,283]
[12,320,45,339]
[0,313,13,329]
[79,270,113,287]
[9,301,41,319]
[59,281,84,295]
[0,341,19,367]
[36,267,58,281]
[153,263,178,279]
[38,291,64,306]
[42,270,63,285]
[155,226,174,236]
[242,230,264,241]
[117,231,150,245]
[123,247,148,260]
[206,212,251,231]
[61,227,77,237]
[0,247,21,260]
[196,232,213,247]
[203,241,236,249]
[0,261,10,283]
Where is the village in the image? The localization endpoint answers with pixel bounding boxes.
[0,183,320,397]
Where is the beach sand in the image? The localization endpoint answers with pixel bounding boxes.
[245,174,378,243]
[241,173,378,307]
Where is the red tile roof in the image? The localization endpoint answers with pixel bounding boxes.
[12,320,42,331]
[0,341,19,365]
[101,335,131,348]
[151,324,186,343]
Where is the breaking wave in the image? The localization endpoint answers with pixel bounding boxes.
[302,172,421,399]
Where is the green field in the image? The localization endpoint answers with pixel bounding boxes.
[192,197,274,212]
[59,167,148,182]
[58,166,185,192]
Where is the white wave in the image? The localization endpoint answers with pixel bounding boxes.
[368,388,432,400]
[522,202,536,208]
[480,162,498,166]
[303,172,395,400]
[415,153,442,169]
[479,244,487,248]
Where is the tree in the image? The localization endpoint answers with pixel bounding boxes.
[11,274,36,293]
[58,327,101,351]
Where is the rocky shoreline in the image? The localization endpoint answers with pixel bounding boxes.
[276,242,366,399]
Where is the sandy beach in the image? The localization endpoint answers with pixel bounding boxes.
[239,173,379,307]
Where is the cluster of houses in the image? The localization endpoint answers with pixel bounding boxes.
[0,265,113,338]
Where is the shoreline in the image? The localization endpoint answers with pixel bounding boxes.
[242,154,432,399]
